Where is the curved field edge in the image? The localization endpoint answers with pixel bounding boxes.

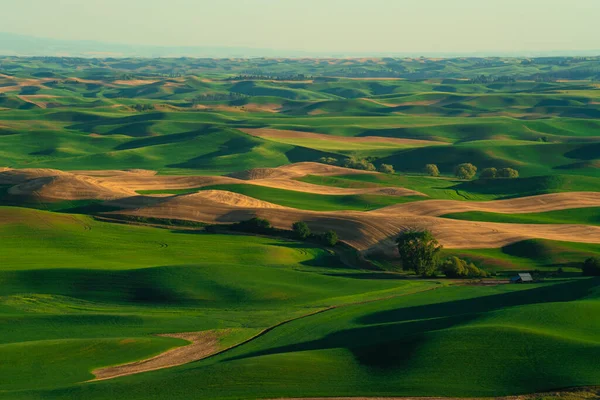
[92,329,258,381]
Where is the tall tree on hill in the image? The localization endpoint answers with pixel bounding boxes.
[321,230,339,247]
[424,164,440,177]
[396,230,442,277]
[292,221,311,240]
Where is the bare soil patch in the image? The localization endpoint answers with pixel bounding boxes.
[93,330,222,381]
[112,79,158,86]
[228,162,375,181]
[5,166,600,252]
[115,192,600,251]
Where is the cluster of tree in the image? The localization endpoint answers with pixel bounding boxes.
[528,68,600,82]
[469,75,516,84]
[231,217,274,235]
[582,257,600,276]
[318,157,339,165]
[132,104,154,112]
[396,230,487,278]
[335,68,407,78]
[292,221,339,247]
[342,157,377,171]
[318,157,394,174]
[191,92,248,104]
[227,218,339,247]
[226,74,312,81]
[522,57,574,66]
[428,163,519,180]
[480,167,519,179]
[454,163,478,180]
[378,164,395,174]
[118,73,137,80]
[440,256,488,278]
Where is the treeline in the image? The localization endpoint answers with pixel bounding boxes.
[191,92,248,104]
[528,68,600,82]
[208,217,339,247]
[319,156,395,174]
[424,163,519,180]
[226,74,312,81]
[132,104,154,112]
[335,68,407,78]
[469,75,516,84]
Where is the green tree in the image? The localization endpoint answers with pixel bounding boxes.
[378,163,395,174]
[396,230,442,277]
[424,164,440,177]
[497,167,519,179]
[233,218,272,234]
[582,257,600,276]
[440,256,487,278]
[342,157,376,171]
[454,163,478,180]
[480,167,498,179]
[440,256,467,278]
[292,221,311,240]
[321,230,339,247]
[318,157,338,165]
[465,262,487,278]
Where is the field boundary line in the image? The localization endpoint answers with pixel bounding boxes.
[91,284,442,381]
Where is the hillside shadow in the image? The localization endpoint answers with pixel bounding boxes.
[167,136,259,169]
[322,272,407,280]
[225,312,477,369]
[115,127,214,150]
[358,277,599,326]
[66,111,167,132]
[223,278,599,369]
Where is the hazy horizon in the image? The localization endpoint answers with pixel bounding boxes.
[4,0,600,55]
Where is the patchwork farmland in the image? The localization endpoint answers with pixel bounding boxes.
[0,57,599,400]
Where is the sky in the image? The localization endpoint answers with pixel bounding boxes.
[3,0,600,54]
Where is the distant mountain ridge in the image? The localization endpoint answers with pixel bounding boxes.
[1,32,599,58]
[0,32,301,58]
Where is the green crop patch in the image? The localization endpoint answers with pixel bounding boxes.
[442,207,600,226]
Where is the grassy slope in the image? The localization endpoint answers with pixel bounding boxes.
[1,208,599,399]
[7,278,598,399]
[0,206,436,394]
[0,89,598,177]
[449,239,600,272]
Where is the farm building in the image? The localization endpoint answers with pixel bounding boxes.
[510,273,534,283]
